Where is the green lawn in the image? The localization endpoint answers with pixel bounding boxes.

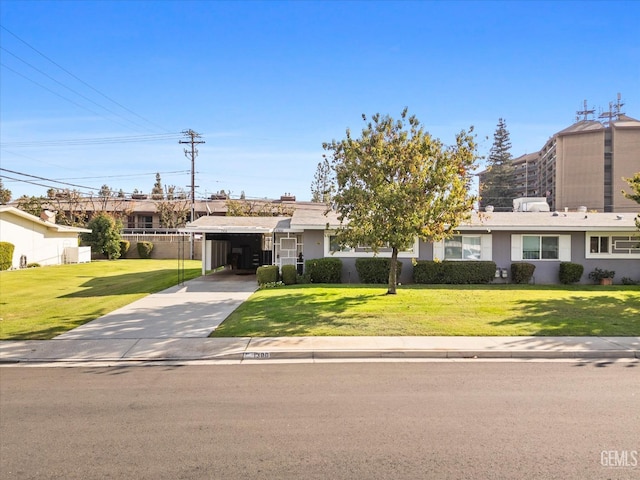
[211,284,640,337]
[0,260,202,340]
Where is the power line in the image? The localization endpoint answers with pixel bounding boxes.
[1,132,182,148]
[0,25,172,133]
[1,46,157,133]
[1,62,145,132]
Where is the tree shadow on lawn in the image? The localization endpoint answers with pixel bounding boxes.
[489,293,640,336]
[212,288,375,337]
[58,269,196,298]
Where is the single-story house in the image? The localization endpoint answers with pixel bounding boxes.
[0,206,91,269]
[184,204,640,284]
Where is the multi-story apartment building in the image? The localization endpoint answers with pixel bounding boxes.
[479,104,640,212]
[538,114,640,212]
[512,152,539,199]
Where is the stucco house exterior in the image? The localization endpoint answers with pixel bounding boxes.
[0,206,91,269]
[184,204,640,285]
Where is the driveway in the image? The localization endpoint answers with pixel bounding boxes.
[54,271,258,340]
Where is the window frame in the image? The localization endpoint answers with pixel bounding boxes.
[511,234,571,262]
[325,233,419,258]
[585,232,640,259]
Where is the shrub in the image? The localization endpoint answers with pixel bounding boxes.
[559,262,583,284]
[82,213,122,259]
[119,240,131,258]
[256,265,279,285]
[588,268,615,282]
[413,261,496,284]
[355,258,402,284]
[26,263,41,268]
[0,241,14,270]
[511,262,536,284]
[281,264,297,285]
[413,261,445,284]
[137,241,154,259]
[305,257,342,283]
[621,277,638,285]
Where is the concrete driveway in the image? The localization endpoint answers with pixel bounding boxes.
[55,270,258,340]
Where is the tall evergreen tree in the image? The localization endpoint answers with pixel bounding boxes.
[480,118,515,210]
[151,173,164,200]
[310,158,335,204]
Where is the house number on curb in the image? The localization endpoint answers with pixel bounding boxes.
[243,352,271,360]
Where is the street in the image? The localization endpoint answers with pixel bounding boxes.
[1,361,638,479]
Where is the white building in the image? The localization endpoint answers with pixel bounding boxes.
[0,206,91,269]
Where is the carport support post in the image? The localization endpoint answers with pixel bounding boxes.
[201,233,207,276]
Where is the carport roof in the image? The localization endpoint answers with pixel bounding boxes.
[182,215,294,233]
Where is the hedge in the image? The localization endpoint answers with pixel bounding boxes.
[559,262,584,284]
[355,258,403,284]
[137,241,154,259]
[305,257,342,283]
[511,262,536,284]
[413,261,496,284]
[281,264,297,285]
[257,265,279,285]
[0,241,14,270]
[119,240,131,258]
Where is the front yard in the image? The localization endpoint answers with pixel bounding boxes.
[210,284,640,337]
[0,260,202,340]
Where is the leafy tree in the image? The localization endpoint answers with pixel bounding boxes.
[156,199,190,228]
[480,118,515,210]
[225,199,294,217]
[16,195,44,217]
[0,179,11,204]
[151,173,164,200]
[310,158,335,204]
[323,108,477,294]
[82,213,123,259]
[622,172,640,229]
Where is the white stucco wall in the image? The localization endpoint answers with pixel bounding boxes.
[0,212,81,268]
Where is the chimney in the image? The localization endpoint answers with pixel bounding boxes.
[280,193,296,202]
[40,210,56,223]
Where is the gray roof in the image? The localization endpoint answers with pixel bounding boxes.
[457,211,639,232]
[182,206,639,234]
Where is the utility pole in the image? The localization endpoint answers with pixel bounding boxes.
[179,129,205,259]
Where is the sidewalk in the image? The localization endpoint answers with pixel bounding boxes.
[1,273,639,364]
[1,336,639,364]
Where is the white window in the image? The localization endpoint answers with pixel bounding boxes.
[433,234,492,261]
[586,232,640,259]
[325,234,419,258]
[511,235,571,261]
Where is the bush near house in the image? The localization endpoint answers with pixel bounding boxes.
[413,261,496,284]
[119,240,131,258]
[137,241,154,259]
[355,258,403,284]
[0,241,14,270]
[559,262,584,284]
[305,257,342,283]
[511,262,536,284]
[257,265,279,285]
[281,264,297,285]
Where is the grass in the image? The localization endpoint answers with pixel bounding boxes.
[0,259,202,340]
[210,284,640,337]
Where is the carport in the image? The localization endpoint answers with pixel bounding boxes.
[182,216,302,275]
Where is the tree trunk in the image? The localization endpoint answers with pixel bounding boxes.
[387,247,398,295]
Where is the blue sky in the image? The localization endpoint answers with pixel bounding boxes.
[1,0,638,201]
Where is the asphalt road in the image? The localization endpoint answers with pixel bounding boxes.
[1,361,639,479]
